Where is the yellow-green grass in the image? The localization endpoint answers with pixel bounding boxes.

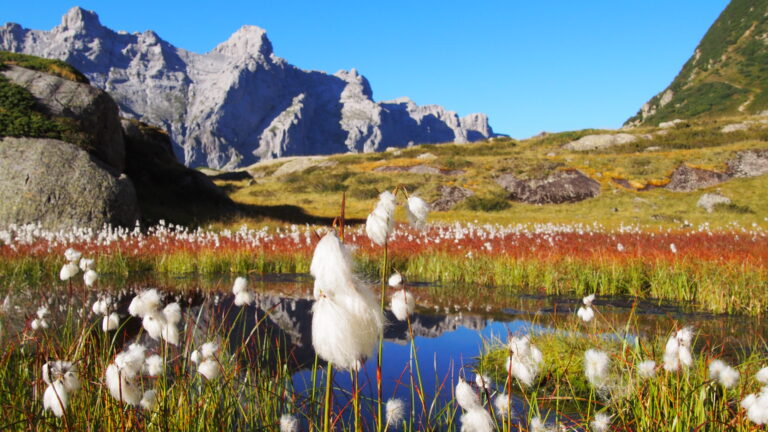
[216,115,768,229]
[2,249,765,315]
[476,306,768,432]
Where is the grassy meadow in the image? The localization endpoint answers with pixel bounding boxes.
[1,113,767,430]
[212,115,768,229]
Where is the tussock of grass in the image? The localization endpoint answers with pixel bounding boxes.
[0,51,89,83]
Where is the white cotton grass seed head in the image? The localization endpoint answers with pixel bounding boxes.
[114,343,146,377]
[590,412,612,432]
[309,232,384,371]
[31,318,48,330]
[388,272,403,288]
[78,257,94,272]
[312,295,363,371]
[43,381,68,417]
[92,296,112,316]
[676,327,694,346]
[59,262,79,281]
[494,393,512,418]
[105,364,142,405]
[406,196,430,230]
[201,341,219,359]
[140,390,157,411]
[128,289,162,318]
[475,373,492,391]
[365,191,396,246]
[234,290,254,306]
[64,248,81,263]
[719,366,740,389]
[390,290,415,321]
[386,398,405,427]
[505,335,543,387]
[190,349,201,364]
[460,407,494,432]
[365,211,390,246]
[637,360,657,378]
[577,306,594,322]
[742,393,758,411]
[162,323,180,346]
[664,327,694,372]
[455,377,480,411]
[582,294,595,306]
[232,276,255,305]
[198,359,220,380]
[144,355,164,377]
[280,414,299,432]
[709,359,739,389]
[43,361,79,393]
[232,276,247,295]
[757,367,768,384]
[743,389,768,425]
[584,349,610,388]
[312,280,384,371]
[309,231,354,299]
[83,269,98,286]
[142,312,164,340]
[529,416,549,432]
[708,359,727,380]
[163,302,181,325]
[102,313,120,332]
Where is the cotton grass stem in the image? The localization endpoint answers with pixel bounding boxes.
[407,313,429,428]
[376,241,388,432]
[323,364,333,432]
[352,369,361,432]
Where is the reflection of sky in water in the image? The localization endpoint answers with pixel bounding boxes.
[292,319,535,422]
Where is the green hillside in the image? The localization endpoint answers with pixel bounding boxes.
[626,0,768,126]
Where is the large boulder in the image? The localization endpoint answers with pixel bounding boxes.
[0,137,138,229]
[122,119,233,223]
[373,165,464,176]
[270,156,337,177]
[727,149,768,178]
[495,170,601,204]
[665,164,731,192]
[697,193,731,213]
[2,65,125,171]
[430,186,474,211]
[562,133,637,151]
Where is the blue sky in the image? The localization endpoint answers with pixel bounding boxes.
[5,1,729,138]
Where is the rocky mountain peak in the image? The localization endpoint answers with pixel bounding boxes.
[58,7,104,33]
[1,9,497,168]
[212,25,273,58]
[336,68,373,99]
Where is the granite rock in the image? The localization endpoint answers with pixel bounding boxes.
[0,137,139,229]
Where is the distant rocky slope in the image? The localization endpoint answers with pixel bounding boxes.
[0,7,497,169]
[626,0,768,127]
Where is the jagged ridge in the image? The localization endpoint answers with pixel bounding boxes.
[0,7,497,168]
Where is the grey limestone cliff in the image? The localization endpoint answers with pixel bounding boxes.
[1,7,497,169]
